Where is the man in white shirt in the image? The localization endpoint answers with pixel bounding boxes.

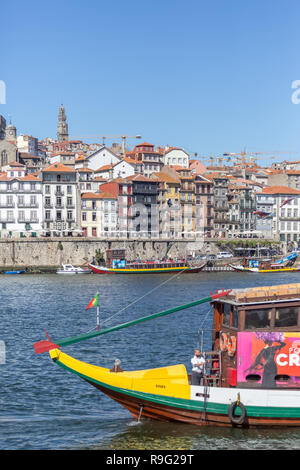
[191,348,206,386]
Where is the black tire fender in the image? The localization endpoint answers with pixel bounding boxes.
[228,400,247,425]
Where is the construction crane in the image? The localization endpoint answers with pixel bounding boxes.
[223,150,300,168]
[69,134,142,156]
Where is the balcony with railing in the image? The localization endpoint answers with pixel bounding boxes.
[18,217,39,223]
[0,217,15,223]
[17,202,39,208]
[0,202,15,208]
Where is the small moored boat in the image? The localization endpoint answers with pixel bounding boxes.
[4,270,25,274]
[230,252,300,273]
[56,264,91,275]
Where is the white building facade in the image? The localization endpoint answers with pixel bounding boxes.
[163,147,189,168]
[256,186,300,243]
[0,167,43,237]
[41,163,79,235]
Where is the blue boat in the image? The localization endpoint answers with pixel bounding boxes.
[4,270,25,274]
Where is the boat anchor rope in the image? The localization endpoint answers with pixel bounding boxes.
[137,405,144,422]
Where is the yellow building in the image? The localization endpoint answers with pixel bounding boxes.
[152,169,181,237]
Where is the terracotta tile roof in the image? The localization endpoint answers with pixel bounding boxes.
[77,167,93,173]
[151,171,180,184]
[75,155,86,162]
[122,157,138,165]
[18,174,41,181]
[135,142,154,147]
[94,164,113,172]
[261,186,300,195]
[203,172,229,180]
[0,173,41,181]
[42,163,75,173]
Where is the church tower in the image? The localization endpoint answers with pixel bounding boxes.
[5,121,17,144]
[57,104,69,142]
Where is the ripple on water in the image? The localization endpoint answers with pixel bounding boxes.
[2,272,300,449]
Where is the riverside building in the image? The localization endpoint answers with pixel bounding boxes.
[0,163,43,237]
[41,162,79,236]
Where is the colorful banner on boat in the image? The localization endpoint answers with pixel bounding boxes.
[237,332,300,387]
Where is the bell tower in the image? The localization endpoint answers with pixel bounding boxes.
[57,104,69,142]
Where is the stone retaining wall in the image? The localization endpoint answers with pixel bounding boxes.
[0,238,195,268]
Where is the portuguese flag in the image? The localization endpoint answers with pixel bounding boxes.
[86,293,99,310]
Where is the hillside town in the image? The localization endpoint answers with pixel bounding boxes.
[0,105,299,248]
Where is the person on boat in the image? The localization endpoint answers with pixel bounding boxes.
[191,349,206,386]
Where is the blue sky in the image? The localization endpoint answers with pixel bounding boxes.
[2,0,300,165]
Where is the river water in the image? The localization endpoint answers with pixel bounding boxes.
[1,270,300,450]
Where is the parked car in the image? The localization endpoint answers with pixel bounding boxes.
[207,254,217,260]
[196,254,207,260]
[217,252,233,259]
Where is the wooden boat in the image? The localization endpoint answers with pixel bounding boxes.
[88,261,206,274]
[230,253,300,273]
[56,264,91,275]
[34,282,300,427]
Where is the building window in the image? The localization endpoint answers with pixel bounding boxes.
[31,211,38,222]
[19,210,25,222]
[82,212,87,221]
[1,151,8,166]
[92,212,97,221]
[92,227,97,237]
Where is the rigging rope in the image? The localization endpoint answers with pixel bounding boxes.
[101,268,187,327]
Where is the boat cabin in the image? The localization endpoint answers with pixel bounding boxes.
[244,258,272,270]
[209,283,300,389]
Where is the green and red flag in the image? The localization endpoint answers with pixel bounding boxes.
[86,293,99,310]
